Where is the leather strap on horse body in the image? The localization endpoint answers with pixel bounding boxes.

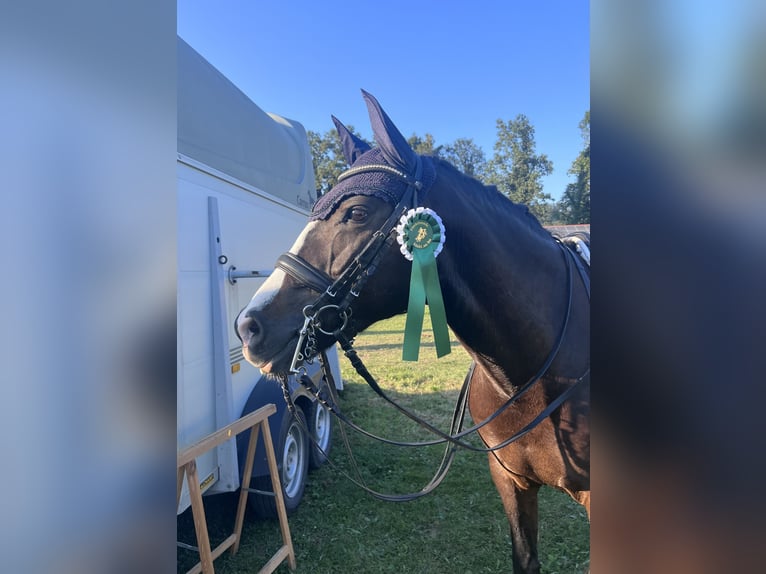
[291,237,586,452]
[290,341,585,503]
[317,239,587,454]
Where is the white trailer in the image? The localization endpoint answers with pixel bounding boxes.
[177,37,341,517]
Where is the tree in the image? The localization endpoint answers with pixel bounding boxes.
[558,111,590,224]
[407,133,442,157]
[307,126,370,197]
[538,201,566,225]
[486,115,554,221]
[442,137,487,180]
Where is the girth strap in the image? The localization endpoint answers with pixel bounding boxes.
[562,240,590,301]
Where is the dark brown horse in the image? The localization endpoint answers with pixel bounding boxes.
[236,91,589,573]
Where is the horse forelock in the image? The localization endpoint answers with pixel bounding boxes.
[310,148,437,221]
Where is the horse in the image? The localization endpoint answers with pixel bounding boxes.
[235,90,590,574]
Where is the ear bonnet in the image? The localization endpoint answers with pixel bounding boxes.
[310,90,436,221]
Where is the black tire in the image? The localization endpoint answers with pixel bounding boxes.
[249,408,309,517]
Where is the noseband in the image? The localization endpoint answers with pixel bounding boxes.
[275,163,424,373]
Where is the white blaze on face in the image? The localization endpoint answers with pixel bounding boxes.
[238,221,318,321]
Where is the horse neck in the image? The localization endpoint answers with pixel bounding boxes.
[429,181,569,389]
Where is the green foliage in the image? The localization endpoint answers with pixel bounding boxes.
[407,132,442,157]
[486,115,554,222]
[442,137,487,180]
[308,112,595,227]
[308,126,371,197]
[558,111,590,224]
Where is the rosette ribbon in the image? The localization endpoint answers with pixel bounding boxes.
[395,207,451,361]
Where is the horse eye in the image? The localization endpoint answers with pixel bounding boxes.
[348,206,369,223]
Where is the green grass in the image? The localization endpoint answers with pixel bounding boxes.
[178,313,589,573]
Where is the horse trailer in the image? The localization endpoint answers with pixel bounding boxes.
[177,36,342,517]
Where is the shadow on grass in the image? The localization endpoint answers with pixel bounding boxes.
[354,340,464,352]
[355,328,410,336]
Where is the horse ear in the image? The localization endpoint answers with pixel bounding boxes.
[361,89,419,174]
[332,115,371,165]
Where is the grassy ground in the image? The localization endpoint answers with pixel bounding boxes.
[178,313,589,573]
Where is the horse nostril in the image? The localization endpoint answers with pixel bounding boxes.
[237,313,264,345]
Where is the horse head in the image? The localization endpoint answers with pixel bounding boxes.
[236,91,436,374]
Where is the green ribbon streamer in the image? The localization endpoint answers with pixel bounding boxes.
[402,237,451,361]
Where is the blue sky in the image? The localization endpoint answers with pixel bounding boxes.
[178,1,589,200]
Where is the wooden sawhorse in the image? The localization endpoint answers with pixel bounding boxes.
[177,403,296,574]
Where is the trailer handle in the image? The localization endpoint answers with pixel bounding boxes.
[227,266,273,285]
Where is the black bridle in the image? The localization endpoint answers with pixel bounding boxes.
[272,162,590,501]
[276,163,423,373]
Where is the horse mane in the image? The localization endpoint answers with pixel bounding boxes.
[432,157,553,241]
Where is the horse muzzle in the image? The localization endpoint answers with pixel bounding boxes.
[236,307,303,374]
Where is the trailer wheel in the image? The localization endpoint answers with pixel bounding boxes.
[249,407,309,517]
[309,398,333,468]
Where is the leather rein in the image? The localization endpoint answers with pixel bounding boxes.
[273,162,589,501]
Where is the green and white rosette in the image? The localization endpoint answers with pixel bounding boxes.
[395,207,451,361]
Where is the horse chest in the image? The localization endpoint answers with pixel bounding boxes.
[468,373,588,489]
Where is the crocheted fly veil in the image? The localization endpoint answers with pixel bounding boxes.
[310,90,436,221]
